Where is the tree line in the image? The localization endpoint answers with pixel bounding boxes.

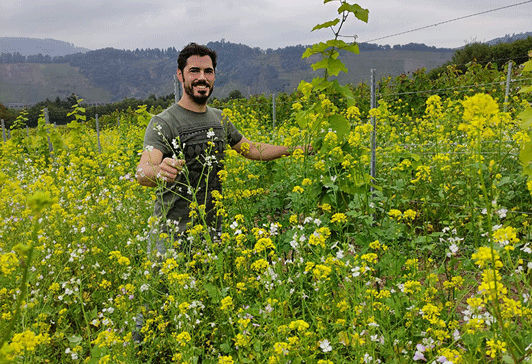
[0,89,252,128]
[2,37,531,128]
[0,41,457,65]
[0,94,175,128]
[428,36,532,78]
[0,47,180,64]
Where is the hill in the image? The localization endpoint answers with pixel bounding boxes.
[0,63,112,105]
[486,31,532,45]
[8,31,531,105]
[0,40,459,105]
[0,37,91,57]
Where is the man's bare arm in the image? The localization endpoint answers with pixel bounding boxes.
[136,148,184,187]
[232,136,310,161]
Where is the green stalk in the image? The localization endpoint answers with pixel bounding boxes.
[476,136,519,363]
[0,221,38,349]
[76,279,92,345]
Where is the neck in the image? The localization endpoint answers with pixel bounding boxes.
[178,97,207,113]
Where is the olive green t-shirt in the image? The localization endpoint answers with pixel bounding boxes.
[143,104,243,232]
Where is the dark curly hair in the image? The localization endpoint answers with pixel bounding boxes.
[177,43,217,72]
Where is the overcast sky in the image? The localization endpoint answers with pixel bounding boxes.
[1,0,531,51]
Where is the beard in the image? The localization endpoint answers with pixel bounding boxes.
[183,80,214,105]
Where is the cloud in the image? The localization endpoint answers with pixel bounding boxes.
[0,0,530,51]
[1,0,167,50]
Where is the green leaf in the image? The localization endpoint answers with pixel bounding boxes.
[519,106,532,128]
[295,111,308,129]
[203,282,220,301]
[220,342,231,353]
[523,59,532,73]
[302,42,329,58]
[68,335,83,345]
[311,57,348,76]
[519,140,532,168]
[312,18,340,31]
[327,57,348,76]
[88,346,105,364]
[502,354,514,364]
[311,77,330,90]
[339,176,367,195]
[325,39,359,54]
[216,252,224,273]
[343,42,360,54]
[331,80,357,107]
[519,85,532,94]
[304,39,359,59]
[301,48,312,59]
[329,114,350,139]
[337,3,369,23]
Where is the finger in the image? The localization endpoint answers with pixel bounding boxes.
[166,169,177,179]
[169,158,178,167]
[172,159,185,173]
[171,158,185,169]
[162,159,178,174]
[159,166,175,182]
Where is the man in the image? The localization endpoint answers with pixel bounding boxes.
[136,42,306,253]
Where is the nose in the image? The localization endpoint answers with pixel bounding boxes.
[198,71,207,80]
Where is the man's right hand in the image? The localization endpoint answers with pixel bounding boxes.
[158,158,185,182]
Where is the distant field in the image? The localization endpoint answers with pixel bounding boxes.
[335,50,454,85]
[277,50,454,95]
[0,49,454,104]
[0,63,112,104]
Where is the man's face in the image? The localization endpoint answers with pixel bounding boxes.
[178,55,215,105]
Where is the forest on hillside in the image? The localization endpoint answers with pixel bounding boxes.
[1,37,531,119]
[0,40,458,101]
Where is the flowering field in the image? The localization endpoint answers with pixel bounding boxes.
[2,64,532,364]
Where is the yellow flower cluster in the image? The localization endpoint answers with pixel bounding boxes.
[330,212,347,224]
[308,227,331,248]
[251,259,269,272]
[218,355,235,364]
[459,93,501,140]
[492,226,520,251]
[0,252,18,275]
[254,237,276,253]
[1,330,49,360]
[369,240,388,251]
[108,250,130,266]
[175,331,192,347]
[472,247,502,268]
[288,319,310,332]
[388,209,417,221]
[425,95,444,119]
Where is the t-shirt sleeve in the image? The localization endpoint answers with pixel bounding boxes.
[143,116,174,156]
[225,120,243,147]
[216,109,243,147]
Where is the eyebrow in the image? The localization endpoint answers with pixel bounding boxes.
[188,66,214,72]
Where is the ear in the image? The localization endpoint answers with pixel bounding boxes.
[176,68,184,83]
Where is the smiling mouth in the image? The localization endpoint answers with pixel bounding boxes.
[194,84,209,92]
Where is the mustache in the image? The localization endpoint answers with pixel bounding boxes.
[193,81,210,87]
